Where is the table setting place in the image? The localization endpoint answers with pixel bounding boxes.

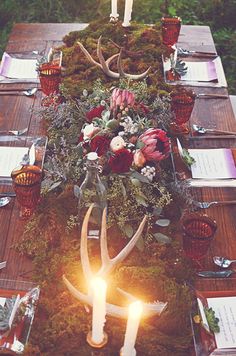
[1,2,236,355]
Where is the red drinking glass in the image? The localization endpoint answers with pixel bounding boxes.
[182,213,217,261]
[171,90,196,134]
[11,165,42,218]
[161,17,181,47]
[39,63,61,96]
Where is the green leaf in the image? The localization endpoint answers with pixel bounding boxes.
[123,224,134,238]
[136,140,145,149]
[135,194,148,207]
[153,233,172,245]
[156,219,170,227]
[121,182,126,197]
[168,6,177,16]
[131,171,150,183]
[130,178,142,187]
[135,235,144,251]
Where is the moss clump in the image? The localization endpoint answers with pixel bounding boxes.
[61,18,170,96]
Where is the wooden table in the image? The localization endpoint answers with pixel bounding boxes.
[0,22,236,352]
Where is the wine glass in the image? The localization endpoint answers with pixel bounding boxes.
[161,16,182,47]
[170,89,196,134]
[11,165,42,219]
[182,213,217,264]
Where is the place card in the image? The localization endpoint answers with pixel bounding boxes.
[180,61,217,82]
[207,296,236,351]
[188,148,236,179]
[0,145,35,178]
[0,52,38,79]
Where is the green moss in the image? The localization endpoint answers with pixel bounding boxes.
[60,19,170,97]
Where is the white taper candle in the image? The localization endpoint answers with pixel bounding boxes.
[111,0,119,18]
[91,277,107,344]
[122,0,133,27]
[122,301,143,356]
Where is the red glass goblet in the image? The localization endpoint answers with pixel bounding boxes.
[161,17,181,47]
[11,165,42,219]
[171,90,196,134]
[182,213,217,262]
[39,63,61,105]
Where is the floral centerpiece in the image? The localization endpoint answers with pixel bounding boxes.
[17,18,196,356]
[39,79,192,240]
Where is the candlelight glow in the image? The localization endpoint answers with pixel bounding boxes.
[90,277,107,344]
[122,301,143,356]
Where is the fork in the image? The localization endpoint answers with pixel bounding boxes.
[195,200,236,209]
[0,127,28,136]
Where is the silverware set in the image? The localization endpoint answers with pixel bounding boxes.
[177,47,217,58]
[197,256,236,278]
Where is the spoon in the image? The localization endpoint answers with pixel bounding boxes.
[0,197,11,207]
[0,87,38,97]
[213,256,236,268]
[192,124,236,136]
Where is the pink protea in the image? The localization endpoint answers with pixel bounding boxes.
[110,88,135,110]
[138,128,170,162]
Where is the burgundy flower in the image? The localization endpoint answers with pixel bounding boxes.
[108,148,133,173]
[86,105,105,123]
[138,128,170,162]
[90,135,110,156]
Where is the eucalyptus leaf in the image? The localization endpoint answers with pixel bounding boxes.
[154,233,172,245]
[74,184,80,198]
[130,178,141,187]
[123,224,134,238]
[153,207,163,216]
[121,182,126,197]
[135,235,144,251]
[156,219,170,227]
[135,194,148,207]
[131,171,150,183]
[47,180,63,192]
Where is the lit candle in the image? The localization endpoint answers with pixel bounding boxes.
[122,0,133,27]
[110,0,119,19]
[122,301,143,356]
[91,277,107,344]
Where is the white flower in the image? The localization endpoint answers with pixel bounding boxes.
[83,89,88,97]
[83,123,96,140]
[110,136,126,152]
[120,116,139,134]
[141,165,156,181]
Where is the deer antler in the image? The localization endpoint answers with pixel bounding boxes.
[63,204,167,319]
[77,36,151,80]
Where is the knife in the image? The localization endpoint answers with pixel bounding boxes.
[0,192,16,197]
[197,93,228,99]
[197,270,236,278]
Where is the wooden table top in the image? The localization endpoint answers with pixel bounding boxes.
[0,20,236,326]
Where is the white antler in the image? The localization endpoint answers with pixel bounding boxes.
[77,36,151,80]
[63,204,167,319]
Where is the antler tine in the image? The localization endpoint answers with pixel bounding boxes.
[100,207,110,267]
[80,204,94,281]
[63,275,167,319]
[97,36,120,78]
[117,47,151,80]
[98,215,148,276]
[77,41,101,68]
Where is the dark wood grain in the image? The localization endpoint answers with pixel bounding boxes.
[0,21,236,314]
